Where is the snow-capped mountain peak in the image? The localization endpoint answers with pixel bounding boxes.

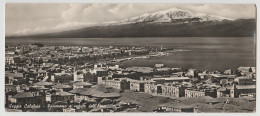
[121,7,233,23]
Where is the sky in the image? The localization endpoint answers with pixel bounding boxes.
[5,4,256,35]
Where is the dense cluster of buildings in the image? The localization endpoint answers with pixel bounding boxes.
[5,44,256,112]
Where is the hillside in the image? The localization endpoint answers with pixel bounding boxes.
[6,19,255,38]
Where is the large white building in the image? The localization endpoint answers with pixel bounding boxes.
[5,55,20,64]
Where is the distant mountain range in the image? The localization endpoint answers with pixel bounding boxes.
[6,7,256,38]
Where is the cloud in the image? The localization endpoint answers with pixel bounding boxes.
[173,4,256,19]
[6,4,256,35]
[14,21,96,35]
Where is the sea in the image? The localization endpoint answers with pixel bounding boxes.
[6,37,256,72]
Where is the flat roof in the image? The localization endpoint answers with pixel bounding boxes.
[152,77,190,81]
[236,77,252,79]
[125,67,154,73]
[236,85,256,90]
[211,74,227,78]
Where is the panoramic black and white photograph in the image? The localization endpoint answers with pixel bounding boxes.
[4,3,256,112]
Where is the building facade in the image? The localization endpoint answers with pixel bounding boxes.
[161,84,185,98]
